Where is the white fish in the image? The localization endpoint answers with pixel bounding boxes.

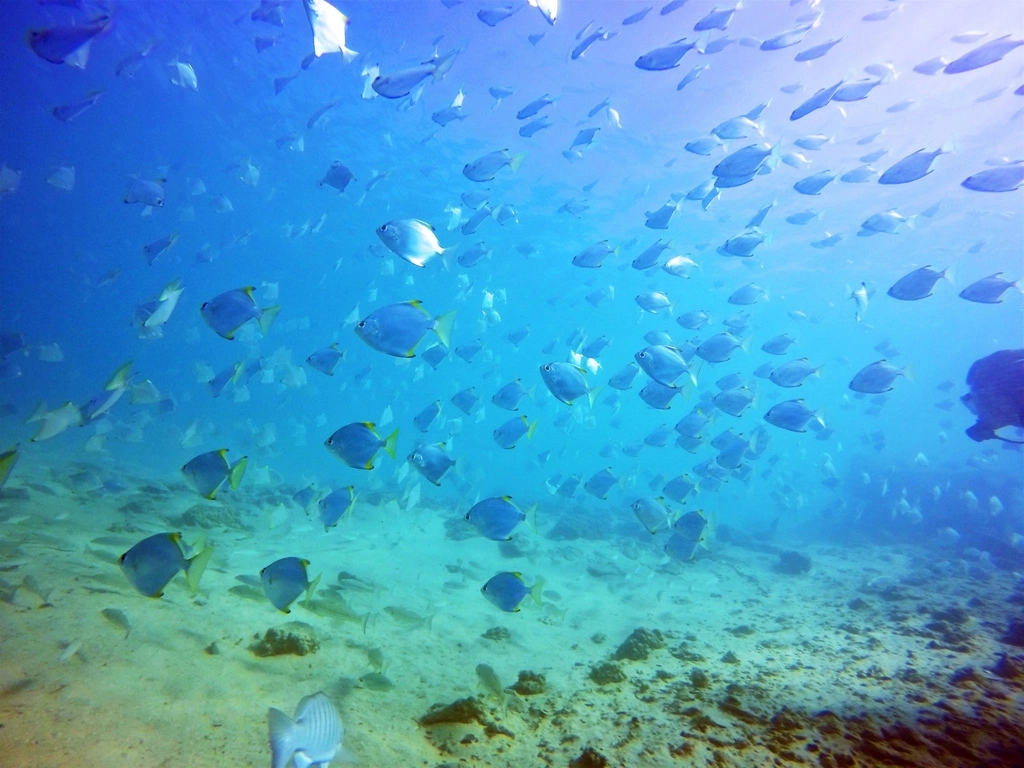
[30,402,82,442]
[527,0,557,25]
[361,65,379,99]
[268,692,355,768]
[376,219,445,267]
[144,279,184,328]
[169,59,198,90]
[304,0,358,60]
[47,165,75,191]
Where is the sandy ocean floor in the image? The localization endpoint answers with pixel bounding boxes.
[1,458,1023,768]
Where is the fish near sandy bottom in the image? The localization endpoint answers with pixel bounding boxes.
[260,557,321,613]
[181,449,247,499]
[268,691,356,768]
[324,422,398,469]
[481,571,543,612]
[119,532,213,598]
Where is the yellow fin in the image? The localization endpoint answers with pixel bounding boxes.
[186,545,214,595]
[433,310,457,348]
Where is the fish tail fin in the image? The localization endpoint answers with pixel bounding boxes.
[433,310,457,347]
[814,364,824,379]
[587,385,604,409]
[383,428,399,459]
[941,262,956,285]
[526,419,538,440]
[814,408,827,430]
[740,336,753,354]
[941,137,958,154]
[259,305,282,335]
[901,365,915,383]
[441,247,456,272]
[525,503,538,533]
[185,544,214,595]
[267,707,295,768]
[695,31,711,54]
[228,456,247,490]
[508,152,528,173]
[529,578,545,606]
[303,573,322,607]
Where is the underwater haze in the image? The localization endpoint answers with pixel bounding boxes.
[1,0,1024,766]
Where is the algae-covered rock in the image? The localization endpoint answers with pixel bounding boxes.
[250,621,318,657]
[774,550,811,575]
[613,627,664,661]
[570,746,610,767]
[511,670,546,696]
[418,696,486,726]
[481,626,511,642]
[589,661,626,686]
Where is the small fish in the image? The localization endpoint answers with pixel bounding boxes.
[408,442,456,486]
[762,334,796,355]
[376,219,445,268]
[887,265,952,300]
[466,496,536,540]
[572,240,618,268]
[728,283,767,305]
[645,200,681,230]
[663,475,697,504]
[631,497,672,534]
[795,37,842,61]
[269,691,354,768]
[695,333,748,363]
[123,177,165,207]
[635,36,704,71]
[413,400,441,432]
[635,345,693,388]
[142,233,179,266]
[493,415,538,449]
[451,387,480,415]
[959,273,1021,304]
[119,532,213,598]
[29,15,112,68]
[860,209,913,235]
[201,287,281,340]
[793,171,836,196]
[492,379,534,411]
[304,0,358,60]
[608,362,641,390]
[51,90,104,122]
[539,362,594,406]
[584,468,618,500]
[355,301,456,358]
[169,59,198,90]
[481,571,543,612]
[769,358,822,388]
[0,445,18,488]
[516,94,559,120]
[182,449,247,499]
[324,422,398,470]
[260,556,321,613]
[636,291,672,313]
[318,486,356,529]
[879,144,953,185]
[677,310,711,330]
[961,162,1023,193]
[763,399,824,433]
[100,607,132,639]
[463,149,527,182]
[306,344,345,376]
[849,360,910,394]
[944,34,1024,74]
[572,27,616,60]
[319,161,355,192]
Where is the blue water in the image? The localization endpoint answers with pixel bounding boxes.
[2,1,1023,765]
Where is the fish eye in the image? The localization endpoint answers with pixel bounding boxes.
[357,321,365,328]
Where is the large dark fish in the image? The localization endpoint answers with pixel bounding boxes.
[961,349,1024,443]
